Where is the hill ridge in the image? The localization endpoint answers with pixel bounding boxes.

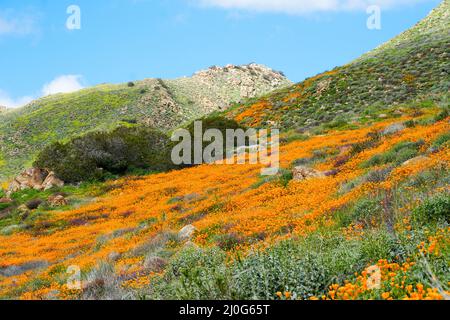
[0,63,291,179]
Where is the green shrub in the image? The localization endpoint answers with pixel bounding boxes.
[250,168,293,189]
[350,131,381,156]
[352,198,383,226]
[34,126,174,183]
[359,230,399,263]
[335,196,385,228]
[433,105,449,122]
[171,116,247,167]
[432,132,450,150]
[154,247,230,300]
[412,193,450,224]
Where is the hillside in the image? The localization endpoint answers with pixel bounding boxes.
[0,64,291,179]
[0,2,449,301]
[223,0,449,130]
[0,107,448,300]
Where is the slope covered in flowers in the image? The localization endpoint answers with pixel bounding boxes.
[223,0,449,130]
[0,106,448,300]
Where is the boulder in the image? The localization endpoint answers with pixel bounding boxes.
[401,156,430,167]
[42,172,64,190]
[382,123,406,136]
[47,194,68,207]
[292,166,326,181]
[178,224,196,242]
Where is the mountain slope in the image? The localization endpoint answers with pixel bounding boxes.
[224,0,449,129]
[0,64,291,179]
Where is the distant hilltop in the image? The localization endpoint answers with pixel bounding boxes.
[0,63,292,179]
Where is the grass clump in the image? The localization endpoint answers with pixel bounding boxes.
[363,140,424,168]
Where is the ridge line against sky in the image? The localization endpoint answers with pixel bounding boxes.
[0,0,441,108]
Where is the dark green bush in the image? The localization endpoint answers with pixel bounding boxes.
[171,116,247,167]
[34,126,174,183]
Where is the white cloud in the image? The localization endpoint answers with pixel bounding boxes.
[194,0,429,14]
[0,10,39,36]
[0,90,34,109]
[42,75,84,96]
[1,75,85,109]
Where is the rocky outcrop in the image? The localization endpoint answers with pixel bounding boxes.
[7,168,64,196]
[292,166,326,181]
[167,63,292,116]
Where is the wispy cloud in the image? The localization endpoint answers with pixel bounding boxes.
[1,75,85,109]
[0,9,40,36]
[42,75,84,96]
[194,0,430,14]
[0,90,34,109]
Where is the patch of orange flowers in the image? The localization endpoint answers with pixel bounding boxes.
[0,115,448,299]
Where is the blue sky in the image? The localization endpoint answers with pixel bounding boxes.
[0,0,441,108]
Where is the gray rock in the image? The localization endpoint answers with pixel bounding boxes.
[292,166,326,181]
[402,156,430,167]
[178,225,196,242]
[383,123,406,136]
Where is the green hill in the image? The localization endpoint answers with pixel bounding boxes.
[0,64,291,179]
[224,0,449,130]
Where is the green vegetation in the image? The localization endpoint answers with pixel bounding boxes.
[412,193,450,224]
[34,126,174,183]
[172,115,248,167]
[363,140,424,168]
[0,66,290,180]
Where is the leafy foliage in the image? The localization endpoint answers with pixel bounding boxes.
[34,126,174,183]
